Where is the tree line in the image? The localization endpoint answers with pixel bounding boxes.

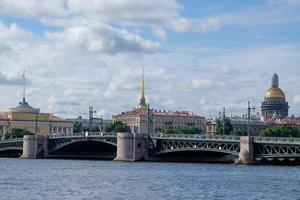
[215,118,300,137]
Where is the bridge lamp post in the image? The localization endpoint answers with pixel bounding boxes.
[147,104,153,135]
[35,113,40,158]
[49,113,53,136]
[222,107,226,135]
[247,101,255,137]
[219,107,226,135]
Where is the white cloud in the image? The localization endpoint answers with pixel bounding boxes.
[0,22,33,41]
[104,67,140,99]
[293,95,300,105]
[0,0,68,18]
[0,71,22,85]
[67,0,181,28]
[45,22,160,54]
[171,18,193,32]
[0,0,224,34]
[199,99,248,114]
[194,17,222,32]
[267,0,300,4]
[153,29,167,40]
[0,1,300,118]
[191,78,212,89]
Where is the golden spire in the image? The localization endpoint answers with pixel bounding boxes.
[140,68,145,99]
[136,68,147,110]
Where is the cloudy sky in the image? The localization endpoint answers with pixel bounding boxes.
[0,0,299,119]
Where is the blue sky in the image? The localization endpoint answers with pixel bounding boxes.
[0,0,299,119]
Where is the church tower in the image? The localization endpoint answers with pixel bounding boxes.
[261,73,289,120]
[136,69,147,110]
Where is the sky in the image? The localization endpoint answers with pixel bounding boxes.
[0,0,299,119]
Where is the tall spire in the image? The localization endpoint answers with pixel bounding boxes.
[140,68,145,99]
[22,70,26,103]
[136,68,147,110]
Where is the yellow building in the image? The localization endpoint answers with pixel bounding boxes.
[0,97,73,139]
[113,70,205,133]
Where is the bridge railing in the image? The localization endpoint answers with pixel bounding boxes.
[0,138,23,143]
[253,136,300,144]
[150,133,240,141]
[49,132,117,138]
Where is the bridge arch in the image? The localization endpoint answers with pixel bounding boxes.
[155,148,240,156]
[0,148,23,157]
[153,148,238,163]
[50,139,117,160]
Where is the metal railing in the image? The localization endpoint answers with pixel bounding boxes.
[0,138,23,143]
[49,132,117,139]
[253,136,300,144]
[150,133,240,141]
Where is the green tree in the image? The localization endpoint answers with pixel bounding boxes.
[164,127,174,134]
[5,128,34,139]
[216,118,233,135]
[82,126,100,132]
[104,121,130,133]
[235,128,247,136]
[174,127,202,135]
[73,122,83,133]
[161,127,202,134]
[260,125,300,138]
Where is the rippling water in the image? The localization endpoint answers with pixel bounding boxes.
[0,158,299,200]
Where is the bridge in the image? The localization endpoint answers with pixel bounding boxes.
[150,134,300,164]
[0,133,299,164]
[0,133,117,159]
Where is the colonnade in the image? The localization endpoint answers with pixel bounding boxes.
[51,127,73,135]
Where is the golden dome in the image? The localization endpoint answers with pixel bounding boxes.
[265,87,285,98]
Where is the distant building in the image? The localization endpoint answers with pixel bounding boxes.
[112,70,205,133]
[0,98,73,139]
[264,116,300,126]
[261,73,289,120]
[67,116,112,131]
[206,115,268,136]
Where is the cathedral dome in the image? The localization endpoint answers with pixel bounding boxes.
[265,87,285,98]
[261,73,289,120]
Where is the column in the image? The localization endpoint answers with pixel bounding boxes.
[3,125,6,139]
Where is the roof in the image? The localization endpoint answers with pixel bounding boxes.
[265,87,285,98]
[0,113,8,120]
[114,108,202,118]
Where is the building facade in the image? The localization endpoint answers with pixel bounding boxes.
[67,116,112,131]
[261,73,289,120]
[0,98,73,139]
[113,109,205,134]
[112,70,205,134]
[206,115,268,136]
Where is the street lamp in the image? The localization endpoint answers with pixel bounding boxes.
[219,107,226,135]
[247,101,255,136]
[147,104,153,135]
[222,107,226,135]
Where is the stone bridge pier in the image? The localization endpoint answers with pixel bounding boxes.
[114,133,147,161]
[20,135,48,159]
[236,136,255,164]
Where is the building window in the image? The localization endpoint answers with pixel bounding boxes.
[137,143,142,149]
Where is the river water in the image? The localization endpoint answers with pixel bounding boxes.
[0,158,299,200]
